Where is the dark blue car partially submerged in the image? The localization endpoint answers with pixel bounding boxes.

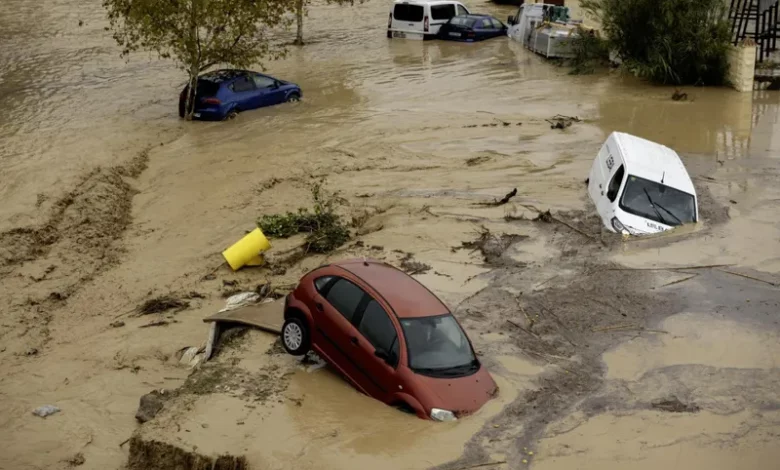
[437,14,507,42]
[179,69,302,121]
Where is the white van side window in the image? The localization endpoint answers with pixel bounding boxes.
[394,4,424,22]
[607,165,625,202]
[456,4,468,15]
[431,4,456,20]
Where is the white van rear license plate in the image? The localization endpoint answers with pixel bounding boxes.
[448,32,461,37]
[392,31,406,38]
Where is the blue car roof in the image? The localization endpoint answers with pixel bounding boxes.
[199,69,260,83]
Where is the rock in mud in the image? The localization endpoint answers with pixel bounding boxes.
[135,390,167,423]
[32,405,60,418]
[128,436,248,470]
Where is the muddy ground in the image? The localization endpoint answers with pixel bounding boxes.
[2,0,780,469]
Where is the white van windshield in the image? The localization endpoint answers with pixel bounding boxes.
[619,175,696,226]
[394,4,424,22]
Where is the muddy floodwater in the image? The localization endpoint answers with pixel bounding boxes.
[2,0,780,469]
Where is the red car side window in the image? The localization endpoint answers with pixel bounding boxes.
[314,276,334,294]
[324,278,365,322]
[358,300,399,366]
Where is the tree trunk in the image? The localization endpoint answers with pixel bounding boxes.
[185,70,198,121]
[295,0,304,45]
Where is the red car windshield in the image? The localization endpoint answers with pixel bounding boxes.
[400,314,478,377]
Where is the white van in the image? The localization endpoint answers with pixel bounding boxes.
[588,132,699,235]
[388,0,471,40]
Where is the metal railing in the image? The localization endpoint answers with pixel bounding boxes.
[730,0,780,62]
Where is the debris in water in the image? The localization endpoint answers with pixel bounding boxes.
[455,461,508,469]
[135,390,167,423]
[110,320,125,328]
[535,210,554,223]
[398,252,432,275]
[219,292,261,313]
[139,320,169,328]
[65,452,85,467]
[32,405,60,418]
[137,295,189,315]
[479,188,518,206]
[651,396,700,413]
[545,114,580,129]
[671,89,688,101]
[466,156,492,166]
[459,226,528,264]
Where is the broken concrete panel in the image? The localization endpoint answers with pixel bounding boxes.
[135,390,167,423]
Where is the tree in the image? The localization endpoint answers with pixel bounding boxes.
[103,0,295,120]
[293,0,360,45]
[581,0,731,85]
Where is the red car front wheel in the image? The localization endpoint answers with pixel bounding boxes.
[281,317,310,356]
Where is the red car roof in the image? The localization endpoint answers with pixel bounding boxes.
[333,259,449,318]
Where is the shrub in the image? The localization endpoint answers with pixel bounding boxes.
[567,27,610,75]
[257,180,350,253]
[581,0,731,85]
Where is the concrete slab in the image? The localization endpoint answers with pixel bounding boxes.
[203,299,284,335]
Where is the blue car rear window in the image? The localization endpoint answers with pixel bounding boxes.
[450,16,476,27]
[196,80,220,97]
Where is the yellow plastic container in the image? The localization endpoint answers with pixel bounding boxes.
[222,228,272,271]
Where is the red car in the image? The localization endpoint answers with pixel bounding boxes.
[282,259,498,421]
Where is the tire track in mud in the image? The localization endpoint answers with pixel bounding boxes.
[0,148,151,354]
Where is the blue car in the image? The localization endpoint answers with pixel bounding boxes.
[437,14,507,42]
[178,69,302,120]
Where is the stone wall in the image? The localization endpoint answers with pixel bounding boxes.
[727,42,757,92]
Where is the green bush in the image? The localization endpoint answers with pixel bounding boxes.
[567,27,610,75]
[257,180,350,254]
[581,0,731,85]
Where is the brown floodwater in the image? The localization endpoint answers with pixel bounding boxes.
[2,0,780,469]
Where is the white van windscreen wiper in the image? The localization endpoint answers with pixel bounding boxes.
[654,199,682,225]
[643,188,669,225]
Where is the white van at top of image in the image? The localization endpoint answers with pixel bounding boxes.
[388,0,471,40]
[588,132,699,236]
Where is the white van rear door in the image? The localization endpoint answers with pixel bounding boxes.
[392,3,426,33]
[429,3,459,33]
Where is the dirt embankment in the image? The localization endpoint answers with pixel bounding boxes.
[128,436,248,470]
[0,149,150,355]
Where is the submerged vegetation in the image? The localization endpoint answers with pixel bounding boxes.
[566,27,610,75]
[581,0,731,85]
[258,180,350,253]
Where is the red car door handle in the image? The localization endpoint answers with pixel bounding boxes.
[350,336,359,345]
[315,302,323,311]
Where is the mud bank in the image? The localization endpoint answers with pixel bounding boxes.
[0,149,151,356]
[128,437,248,470]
